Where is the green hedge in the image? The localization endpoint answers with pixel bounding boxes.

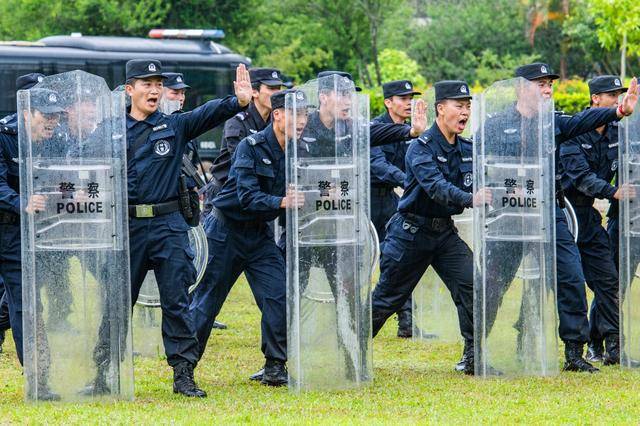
[553,79,591,114]
[362,79,593,118]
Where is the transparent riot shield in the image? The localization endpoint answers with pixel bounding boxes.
[473,77,558,377]
[133,225,208,358]
[285,75,376,391]
[412,87,467,342]
[620,111,640,368]
[18,71,133,400]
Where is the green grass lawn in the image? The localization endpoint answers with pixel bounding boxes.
[2,275,640,425]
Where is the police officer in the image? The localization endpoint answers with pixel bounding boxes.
[85,60,252,397]
[1,87,64,399]
[190,89,307,386]
[288,71,426,324]
[371,80,491,374]
[370,80,422,338]
[560,75,632,364]
[484,63,638,373]
[162,72,190,109]
[209,67,284,196]
[0,73,45,355]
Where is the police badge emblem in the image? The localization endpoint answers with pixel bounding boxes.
[463,172,472,187]
[154,139,171,156]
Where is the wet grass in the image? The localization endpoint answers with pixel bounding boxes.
[2,275,640,424]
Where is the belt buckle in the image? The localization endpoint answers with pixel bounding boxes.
[135,204,154,218]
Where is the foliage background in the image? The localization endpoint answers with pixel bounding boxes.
[0,0,636,114]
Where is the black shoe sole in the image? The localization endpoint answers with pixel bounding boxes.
[563,364,599,373]
[173,389,207,397]
[260,379,287,387]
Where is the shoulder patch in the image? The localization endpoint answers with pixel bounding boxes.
[247,134,266,146]
[555,110,572,118]
[235,111,248,121]
[0,125,16,135]
[581,143,592,150]
[417,134,432,145]
[436,155,448,163]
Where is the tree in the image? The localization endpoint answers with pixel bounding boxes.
[562,0,621,77]
[0,0,168,40]
[409,0,532,83]
[366,49,426,88]
[586,0,640,80]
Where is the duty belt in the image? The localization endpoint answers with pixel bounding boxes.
[0,211,19,225]
[128,200,180,218]
[212,207,266,231]
[401,213,453,233]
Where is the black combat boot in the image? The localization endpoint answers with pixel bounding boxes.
[212,320,227,330]
[463,343,475,375]
[28,373,61,401]
[603,334,620,366]
[456,340,473,372]
[586,340,604,363]
[463,343,503,376]
[173,362,207,397]
[0,328,5,354]
[261,359,288,387]
[79,364,111,396]
[396,310,412,338]
[249,368,264,381]
[39,385,61,401]
[563,341,599,373]
[34,384,61,401]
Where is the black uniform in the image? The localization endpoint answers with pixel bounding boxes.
[371,121,474,340]
[371,81,475,373]
[560,120,619,348]
[210,103,269,189]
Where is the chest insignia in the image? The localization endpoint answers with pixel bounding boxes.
[154,139,171,156]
